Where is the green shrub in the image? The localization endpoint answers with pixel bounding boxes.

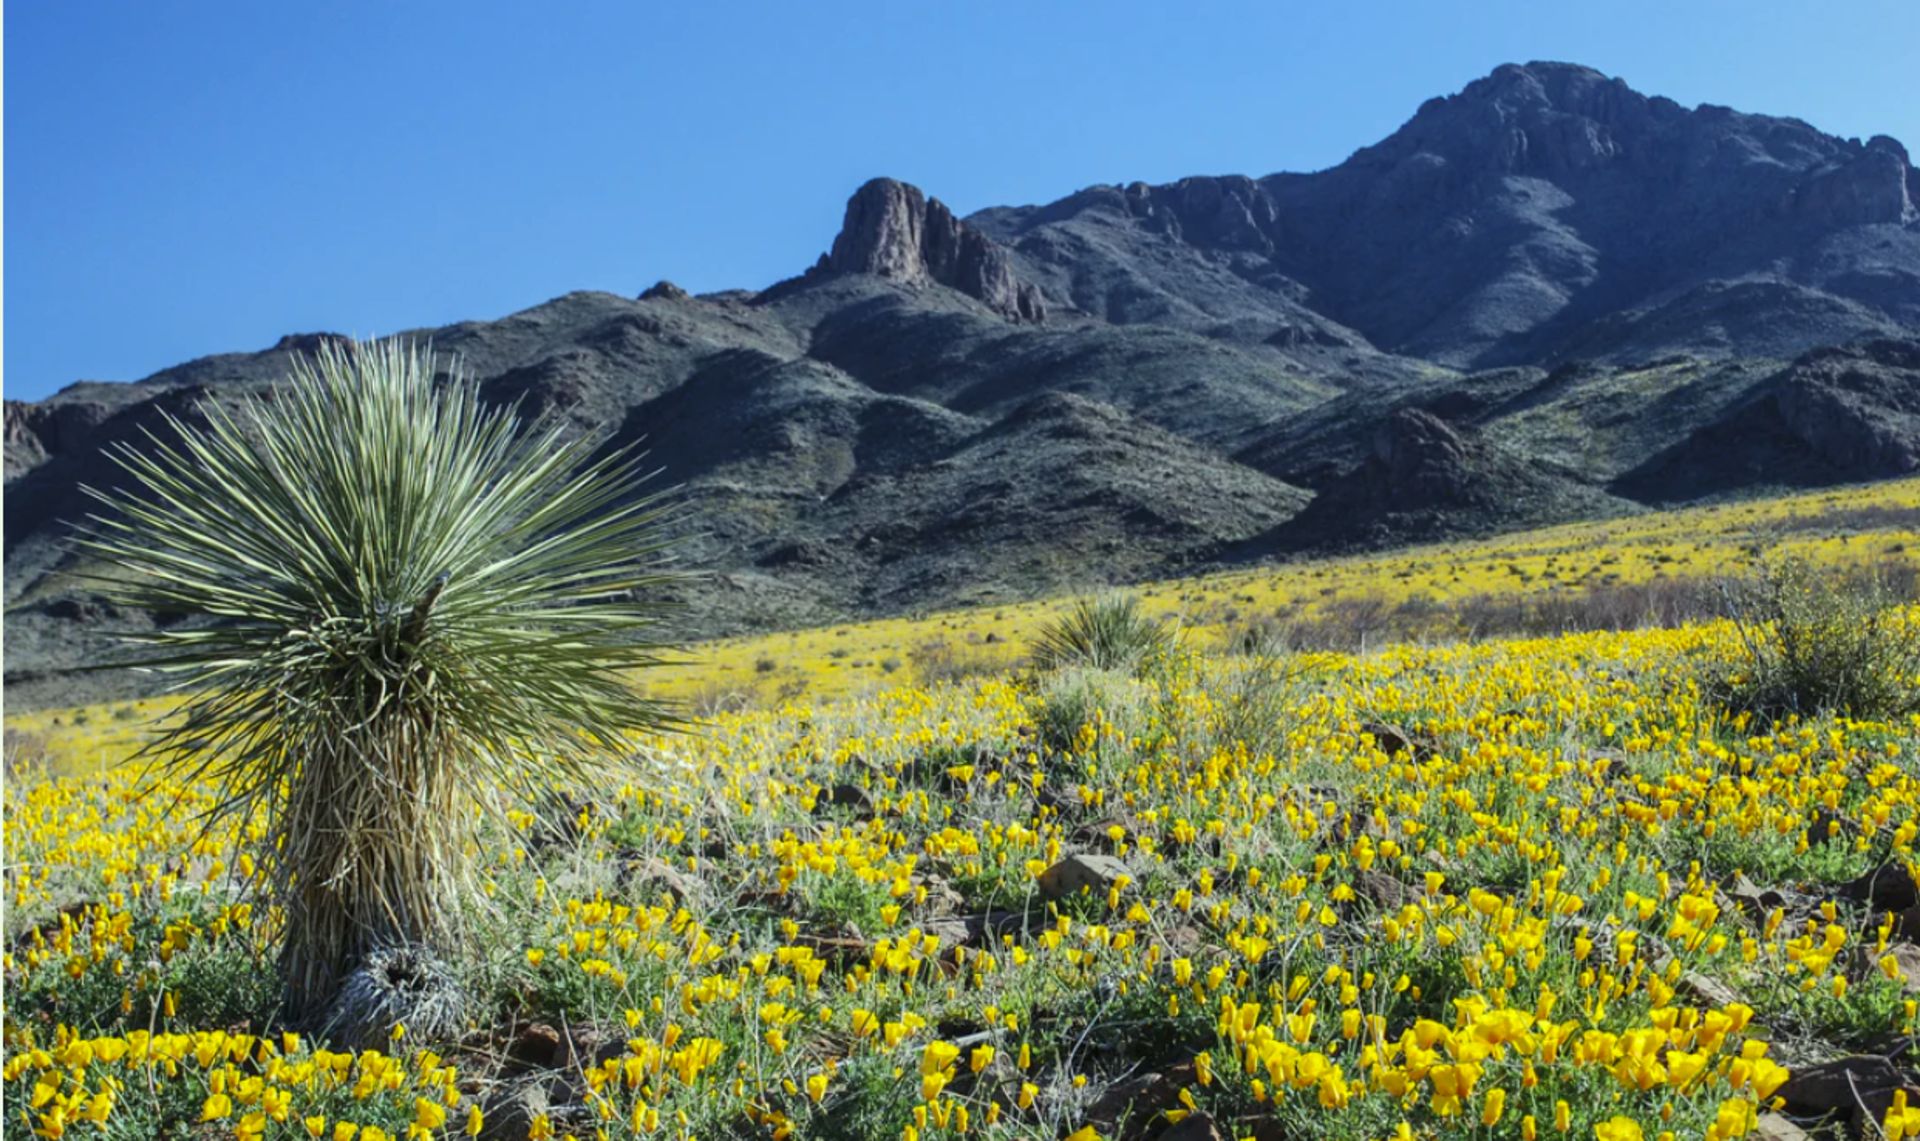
[1028,594,1175,675]
[1714,555,1920,721]
[1029,667,1148,757]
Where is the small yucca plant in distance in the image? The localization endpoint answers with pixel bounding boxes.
[78,339,680,1024]
[1027,593,1176,675]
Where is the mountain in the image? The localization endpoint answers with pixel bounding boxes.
[971,61,1919,366]
[8,61,1920,707]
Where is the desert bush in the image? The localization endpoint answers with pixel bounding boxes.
[1029,667,1148,757]
[1713,555,1920,721]
[1196,647,1309,760]
[78,339,679,1025]
[1028,594,1176,675]
[909,637,1001,686]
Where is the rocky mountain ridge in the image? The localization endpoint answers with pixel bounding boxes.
[7,61,1920,706]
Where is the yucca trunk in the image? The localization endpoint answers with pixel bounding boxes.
[275,718,463,1019]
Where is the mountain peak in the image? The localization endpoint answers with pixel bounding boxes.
[824,178,1045,323]
[1457,60,1621,107]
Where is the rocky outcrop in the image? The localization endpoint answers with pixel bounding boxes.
[1366,409,1478,510]
[271,331,355,355]
[639,280,690,302]
[824,178,1044,323]
[5,399,113,480]
[1257,407,1636,552]
[1615,338,1920,500]
[1792,136,1917,227]
[1775,339,1920,471]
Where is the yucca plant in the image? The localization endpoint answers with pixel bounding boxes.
[78,340,680,1023]
[1027,594,1176,676]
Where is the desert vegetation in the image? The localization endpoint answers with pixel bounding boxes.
[62,339,681,1031]
[9,399,1920,1138]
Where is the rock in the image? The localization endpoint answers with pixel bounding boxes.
[477,1078,549,1141]
[1037,854,1132,900]
[914,874,966,915]
[1675,970,1745,1009]
[792,930,871,964]
[558,1024,629,1071]
[271,331,354,355]
[1083,1058,1199,1138]
[1156,1112,1223,1141]
[824,178,1045,323]
[1839,861,1920,912]
[639,280,690,301]
[1369,410,1475,508]
[1776,1055,1920,1119]
[502,1023,564,1074]
[1350,870,1415,910]
[815,782,875,815]
[1726,872,1788,920]
[923,911,1035,949]
[1360,721,1435,760]
[1072,816,1135,852]
[1884,943,1920,992]
[1752,1113,1812,1141]
[1807,807,1854,847]
[1793,143,1916,227]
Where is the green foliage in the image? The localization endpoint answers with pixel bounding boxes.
[1715,555,1920,721]
[1028,594,1176,676]
[77,340,681,1019]
[1028,667,1147,758]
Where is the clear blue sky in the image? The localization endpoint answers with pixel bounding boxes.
[6,1,1918,400]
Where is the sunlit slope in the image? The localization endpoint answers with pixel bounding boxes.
[9,475,1919,773]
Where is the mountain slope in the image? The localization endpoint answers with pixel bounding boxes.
[971,61,1919,367]
[7,60,1920,706]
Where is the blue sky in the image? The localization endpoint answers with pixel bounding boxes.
[6,1,1918,400]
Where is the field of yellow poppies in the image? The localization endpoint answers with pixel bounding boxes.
[8,480,1920,1141]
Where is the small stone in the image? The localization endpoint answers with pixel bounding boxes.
[503,1024,563,1073]
[1083,1057,1197,1135]
[477,1077,549,1141]
[1884,942,1920,991]
[792,930,870,964]
[815,782,875,815]
[1037,853,1132,900]
[1806,807,1852,847]
[914,874,966,915]
[1156,1112,1223,1141]
[1675,970,1745,1009]
[1351,870,1414,910]
[1752,1113,1811,1141]
[1360,721,1435,759]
